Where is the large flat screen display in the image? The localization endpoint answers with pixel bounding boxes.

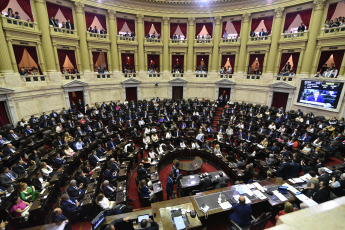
[297,80,344,109]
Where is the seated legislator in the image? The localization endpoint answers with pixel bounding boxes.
[11,196,31,218]
[67,180,85,201]
[0,167,18,187]
[51,208,71,230]
[229,196,252,227]
[60,193,83,215]
[19,182,39,202]
[311,180,330,204]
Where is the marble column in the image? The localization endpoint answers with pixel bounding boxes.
[107,10,119,73]
[163,17,170,73]
[34,0,57,72]
[237,13,251,73]
[267,7,284,73]
[211,17,221,72]
[137,14,145,72]
[301,0,326,74]
[6,39,18,73]
[36,42,47,73]
[0,19,13,74]
[74,1,91,72]
[186,17,195,73]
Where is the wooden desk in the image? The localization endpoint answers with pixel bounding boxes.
[179,171,228,189]
[173,157,203,173]
[151,197,202,230]
[104,209,153,225]
[116,180,126,192]
[258,178,295,207]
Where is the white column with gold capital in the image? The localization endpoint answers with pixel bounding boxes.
[137,14,145,73]
[237,13,251,74]
[186,17,195,73]
[163,17,170,74]
[211,16,221,73]
[108,10,119,73]
[74,1,91,72]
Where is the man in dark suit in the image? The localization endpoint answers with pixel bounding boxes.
[60,193,83,215]
[3,144,16,157]
[214,172,227,189]
[312,180,330,204]
[7,130,20,141]
[229,196,252,227]
[246,133,254,142]
[54,137,65,148]
[307,90,324,103]
[102,180,116,199]
[51,208,72,230]
[166,172,175,200]
[89,150,100,167]
[12,159,27,175]
[104,217,133,230]
[318,168,330,187]
[288,159,300,178]
[284,62,291,71]
[104,166,117,182]
[67,180,85,201]
[49,17,55,26]
[259,28,266,36]
[297,23,306,32]
[0,167,18,187]
[24,125,34,136]
[138,218,159,230]
[199,174,212,192]
[278,158,290,180]
[66,19,74,30]
[55,153,66,166]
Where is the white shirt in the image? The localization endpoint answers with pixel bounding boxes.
[98,196,115,210]
[191,142,200,149]
[268,124,276,130]
[313,139,322,147]
[180,142,187,149]
[143,136,151,145]
[41,165,53,177]
[138,120,145,126]
[149,151,157,159]
[165,132,172,139]
[75,142,84,150]
[196,133,204,142]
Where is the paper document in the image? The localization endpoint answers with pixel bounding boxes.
[174,216,186,230]
[243,185,254,196]
[247,183,256,189]
[292,178,304,183]
[282,183,300,195]
[296,194,318,207]
[253,182,265,192]
[40,189,46,195]
[272,190,287,202]
[99,158,106,162]
[219,201,232,210]
[253,190,267,200]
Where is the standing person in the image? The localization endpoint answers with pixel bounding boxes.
[166,172,175,200]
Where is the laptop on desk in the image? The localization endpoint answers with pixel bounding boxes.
[91,211,105,230]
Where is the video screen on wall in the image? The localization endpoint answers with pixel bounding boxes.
[297,80,344,109]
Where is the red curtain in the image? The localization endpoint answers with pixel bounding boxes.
[126,87,137,102]
[0,0,10,12]
[92,52,101,67]
[299,9,312,28]
[251,18,262,33]
[46,2,73,24]
[257,54,265,73]
[25,46,42,74]
[271,92,289,110]
[291,53,300,71]
[172,55,184,71]
[127,19,135,34]
[85,12,106,31]
[263,16,273,34]
[170,23,186,37]
[103,53,108,69]
[221,55,235,73]
[195,23,204,38]
[16,0,34,22]
[205,23,214,37]
[57,49,76,71]
[283,12,298,32]
[326,3,338,21]
[279,53,292,71]
[333,50,345,70]
[0,101,10,127]
[12,45,25,70]
[121,53,135,71]
[147,54,160,71]
[196,55,209,71]
[317,51,334,71]
[144,21,161,35]
[116,18,126,33]
[232,21,242,36]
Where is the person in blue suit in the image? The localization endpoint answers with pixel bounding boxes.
[229,196,252,227]
[307,90,324,103]
[166,172,175,200]
[60,193,83,215]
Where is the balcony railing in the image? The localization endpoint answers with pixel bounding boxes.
[221,37,239,43]
[276,75,294,81]
[148,73,161,77]
[1,15,36,30]
[194,38,212,44]
[123,73,136,78]
[145,37,162,43]
[87,32,108,40]
[248,35,271,43]
[280,31,308,40]
[320,27,345,36]
[63,74,82,80]
[170,39,187,44]
[220,74,233,79]
[96,73,112,79]
[50,26,76,35]
[21,75,48,82]
[117,35,136,43]
[172,73,184,77]
[195,73,208,78]
[245,74,261,80]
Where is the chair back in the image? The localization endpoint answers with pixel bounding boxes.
[249,212,272,230]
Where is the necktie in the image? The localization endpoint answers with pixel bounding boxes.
[7,173,15,180]
[67,199,76,205]
[95,155,100,161]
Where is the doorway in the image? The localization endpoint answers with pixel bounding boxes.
[126,87,138,102]
[172,86,183,100]
[271,92,289,110]
[68,91,84,111]
[0,101,10,127]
